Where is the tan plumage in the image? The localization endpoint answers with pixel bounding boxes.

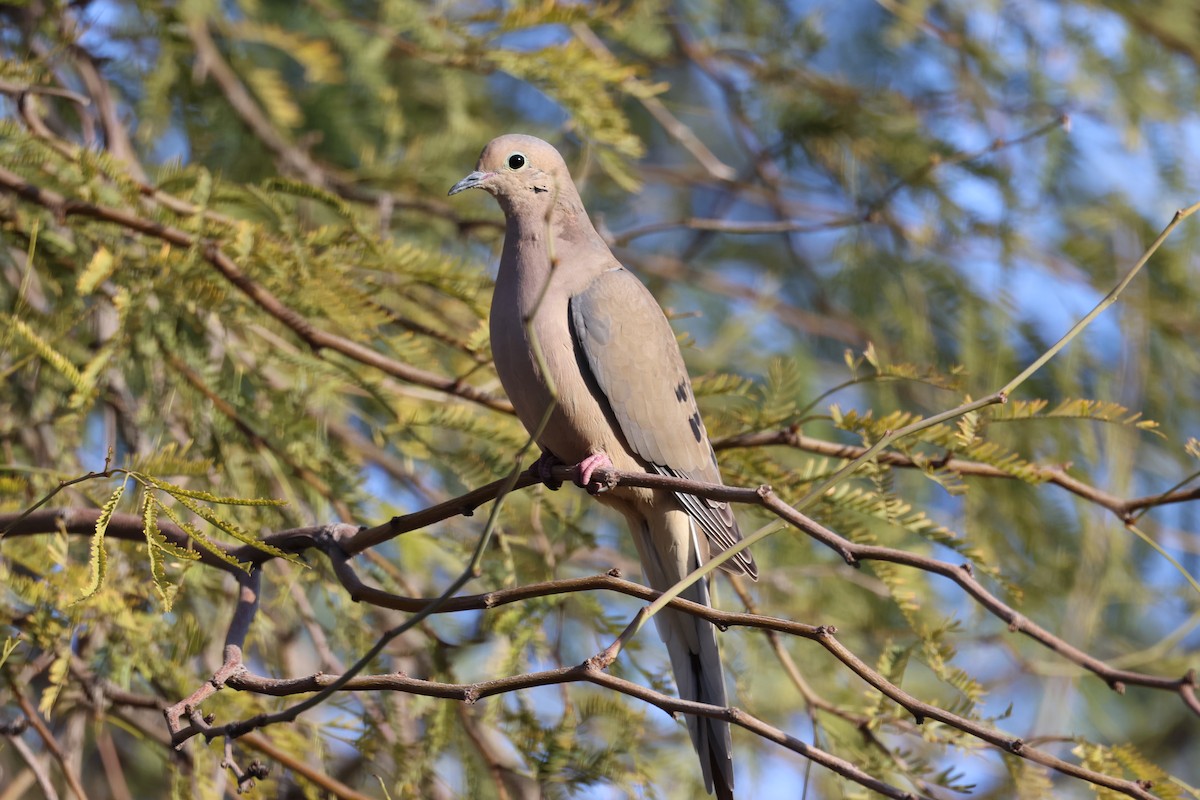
[451,134,756,797]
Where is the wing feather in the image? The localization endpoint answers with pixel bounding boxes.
[569,268,758,579]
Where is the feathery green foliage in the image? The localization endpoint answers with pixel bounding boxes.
[2,0,1199,798]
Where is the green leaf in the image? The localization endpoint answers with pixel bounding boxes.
[1004,755,1056,800]
[142,492,197,610]
[232,21,344,82]
[155,500,251,573]
[146,476,287,507]
[993,398,1163,436]
[77,246,115,295]
[244,66,303,129]
[1110,744,1181,800]
[38,652,70,718]
[73,482,125,605]
[171,493,301,564]
[1,314,86,393]
[127,442,214,477]
[0,636,19,670]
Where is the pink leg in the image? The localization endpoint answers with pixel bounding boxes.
[575,451,614,494]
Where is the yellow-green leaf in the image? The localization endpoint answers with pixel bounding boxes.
[172,493,300,564]
[2,314,85,392]
[147,476,287,507]
[38,652,70,718]
[72,483,124,605]
[77,246,115,295]
[155,500,251,573]
[142,493,195,611]
[245,67,302,129]
[0,636,19,671]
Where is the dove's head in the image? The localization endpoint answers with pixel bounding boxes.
[449,134,582,220]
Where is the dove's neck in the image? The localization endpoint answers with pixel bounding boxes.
[500,186,598,234]
[499,198,610,298]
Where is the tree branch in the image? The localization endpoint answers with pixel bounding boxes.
[187,19,333,189]
[5,486,1188,798]
[5,455,1196,710]
[189,645,933,799]
[183,630,1159,799]
[716,429,1200,523]
[7,680,91,800]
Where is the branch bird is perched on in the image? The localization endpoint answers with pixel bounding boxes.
[450,134,756,798]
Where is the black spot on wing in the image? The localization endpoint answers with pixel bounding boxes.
[569,268,722,474]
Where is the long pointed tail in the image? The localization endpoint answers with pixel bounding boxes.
[629,507,735,798]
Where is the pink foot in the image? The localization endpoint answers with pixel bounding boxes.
[533,450,563,490]
[574,452,614,495]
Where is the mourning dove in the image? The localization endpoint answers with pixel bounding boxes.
[451,134,756,798]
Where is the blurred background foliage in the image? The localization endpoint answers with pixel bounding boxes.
[1,0,1198,797]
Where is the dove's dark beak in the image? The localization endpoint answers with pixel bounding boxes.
[448,171,491,196]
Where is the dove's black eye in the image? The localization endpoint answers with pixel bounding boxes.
[507,153,526,170]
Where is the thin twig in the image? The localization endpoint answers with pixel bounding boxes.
[239,732,375,800]
[0,80,91,105]
[7,494,1189,797]
[219,652,929,800]
[7,681,91,800]
[715,429,1200,523]
[4,467,1196,705]
[209,632,1157,799]
[627,197,1199,677]
[571,23,737,182]
[4,735,60,800]
[187,19,332,189]
[1001,201,1200,394]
